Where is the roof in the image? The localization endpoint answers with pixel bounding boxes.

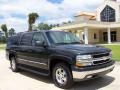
[17,30,63,34]
[89,16,96,20]
[74,12,96,17]
[74,12,96,20]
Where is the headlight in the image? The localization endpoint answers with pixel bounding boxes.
[76,55,92,60]
[76,55,93,67]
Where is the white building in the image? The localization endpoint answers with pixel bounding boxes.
[52,0,120,44]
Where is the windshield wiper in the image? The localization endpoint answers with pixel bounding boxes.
[70,42,81,44]
[55,42,81,45]
[55,42,69,45]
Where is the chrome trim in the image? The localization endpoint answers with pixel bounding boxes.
[92,56,111,61]
[18,58,47,66]
[92,52,109,55]
[92,56,111,65]
[72,64,115,80]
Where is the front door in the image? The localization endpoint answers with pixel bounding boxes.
[30,32,49,70]
[103,31,117,42]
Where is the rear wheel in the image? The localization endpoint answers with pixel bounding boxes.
[10,57,19,72]
[52,63,73,89]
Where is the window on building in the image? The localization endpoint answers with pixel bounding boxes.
[94,33,97,39]
[100,5,115,22]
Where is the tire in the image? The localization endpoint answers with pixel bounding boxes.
[10,57,19,72]
[52,63,73,89]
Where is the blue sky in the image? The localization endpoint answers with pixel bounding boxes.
[0,0,119,32]
[47,0,63,4]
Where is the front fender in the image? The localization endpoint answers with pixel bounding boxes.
[49,54,74,65]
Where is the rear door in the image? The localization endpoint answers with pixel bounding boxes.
[17,32,34,66]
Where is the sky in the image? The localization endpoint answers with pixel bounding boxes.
[0,0,119,32]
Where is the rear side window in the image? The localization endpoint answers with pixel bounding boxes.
[20,33,33,46]
[7,36,18,46]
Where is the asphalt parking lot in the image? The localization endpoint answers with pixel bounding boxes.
[0,50,120,90]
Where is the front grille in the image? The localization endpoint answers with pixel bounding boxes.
[92,53,110,58]
[92,52,111,65]
[93,59,110,65]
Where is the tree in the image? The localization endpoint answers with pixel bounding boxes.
[9,28,15,37]
[37,23,52,30]
[68,21,72,23]
[1,24,8,39]
[62,22,67,24]
[56,24,60,27]
[28,13,39,32]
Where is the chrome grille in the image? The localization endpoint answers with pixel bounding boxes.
[92,52,110,58]
[92,52,111,65]
[93,59,110,65]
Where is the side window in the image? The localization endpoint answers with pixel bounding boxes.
[32,33,45,46]
[7,36,18,46]
[20,33,33,46]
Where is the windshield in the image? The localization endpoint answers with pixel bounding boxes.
[46,31,81,45]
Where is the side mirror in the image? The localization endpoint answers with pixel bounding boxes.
[34,41,47,47]
[35,41,44,46]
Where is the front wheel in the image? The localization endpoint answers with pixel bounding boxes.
[10,57,19,72]
[52,63,73,89]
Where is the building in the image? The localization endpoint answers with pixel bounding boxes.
[52,0,120,44]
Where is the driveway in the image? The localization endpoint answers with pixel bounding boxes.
[0,50,120,90]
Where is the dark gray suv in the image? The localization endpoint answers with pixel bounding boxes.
[6,30,115,89]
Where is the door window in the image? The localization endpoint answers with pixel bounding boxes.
[32,33,45,46]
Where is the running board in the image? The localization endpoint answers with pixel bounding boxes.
[18,65,49,76]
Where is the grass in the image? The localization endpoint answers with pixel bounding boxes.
[0,43,6,50]
[103,45,120,61]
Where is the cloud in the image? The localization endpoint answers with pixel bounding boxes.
[1,0,119,32]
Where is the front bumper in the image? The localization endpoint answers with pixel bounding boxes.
[72,61,115,81]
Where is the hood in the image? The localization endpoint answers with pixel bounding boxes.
[54,44,110,55]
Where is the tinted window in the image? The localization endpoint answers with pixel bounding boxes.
[20,33,33,46]
[32,33,45,46]
[7,36,18,46]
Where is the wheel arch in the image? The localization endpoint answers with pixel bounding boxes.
[9,51,17,61]
[49,56,73,76]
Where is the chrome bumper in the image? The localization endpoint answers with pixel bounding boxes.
[72,64,115,81]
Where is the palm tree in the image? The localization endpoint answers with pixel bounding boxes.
[1,24,8,39]
[9,28,15,37]
[28,13,39,32]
